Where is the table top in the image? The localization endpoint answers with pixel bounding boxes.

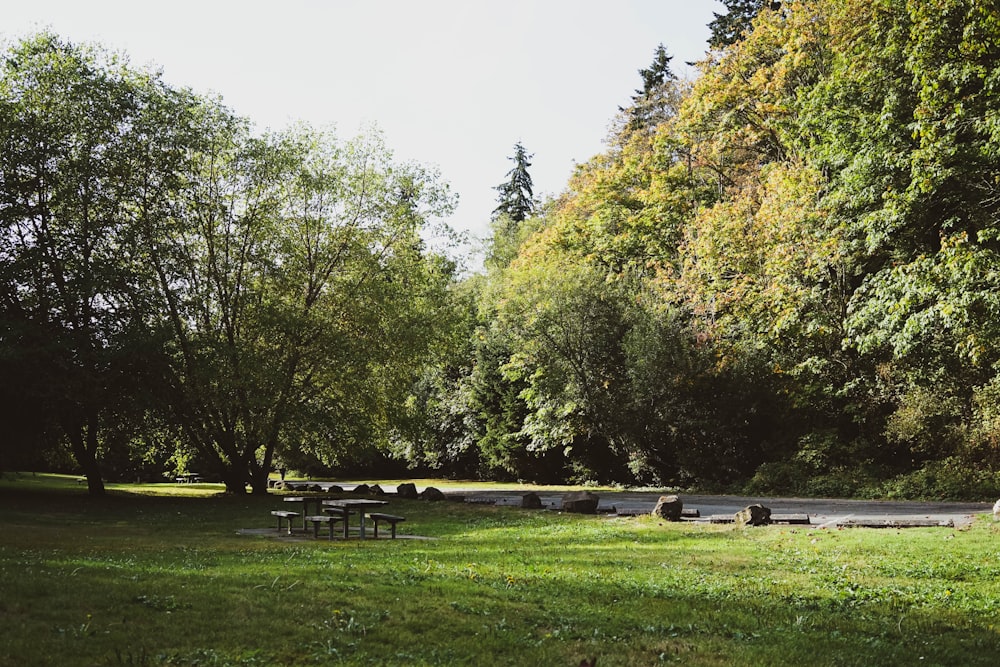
[322,498,388,508]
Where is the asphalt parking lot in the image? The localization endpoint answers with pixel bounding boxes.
[444,488,995,528]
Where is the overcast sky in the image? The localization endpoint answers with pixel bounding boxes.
[3,0,723,253]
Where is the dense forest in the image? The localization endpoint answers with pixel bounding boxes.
[3,0,1000,499]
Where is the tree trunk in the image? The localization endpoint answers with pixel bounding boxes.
[67,421,105,496]
[248,437,277,495]
[222,469,248,494]
[249,470,270,495]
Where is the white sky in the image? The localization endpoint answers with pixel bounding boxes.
[3,0,723,255]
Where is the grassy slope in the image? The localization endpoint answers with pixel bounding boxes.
[1,474,998,666]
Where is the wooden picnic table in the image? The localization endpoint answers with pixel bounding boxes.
[322,498,388,539]
[283,496,339,530]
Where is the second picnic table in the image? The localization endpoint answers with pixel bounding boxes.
[322,498,388,539]
[283,495,340,530]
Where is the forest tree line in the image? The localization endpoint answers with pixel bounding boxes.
[393,0,1000,499]
[3,0,999,499]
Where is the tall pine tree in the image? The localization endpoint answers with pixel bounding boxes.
[492,142,534,224]
[622,43,677,133]
[708,0,783,49]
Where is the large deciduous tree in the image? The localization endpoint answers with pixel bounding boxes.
[144,124,456,493]
[0,33,173,494]
[0,32,458,495]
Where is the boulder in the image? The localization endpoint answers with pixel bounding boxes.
[652,495,683,521]
[326,484,344,494]
[396,482,419,499]
[421,486,447,502]
[735,504,771,527]
[351,483,371,495]
[369,484,385,496]
[561,491,599,514]
[521,492,543,509]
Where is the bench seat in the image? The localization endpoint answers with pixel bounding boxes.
[304,514,348,540]
[367,512,406,539]
[270,510,299,535]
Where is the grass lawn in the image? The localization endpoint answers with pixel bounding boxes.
[1,474,999,666]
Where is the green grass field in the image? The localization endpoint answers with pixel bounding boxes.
[1,474,998,666]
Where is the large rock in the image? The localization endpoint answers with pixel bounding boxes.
[396,482,419,499]
[421,486,447,501]
[350,483,371,495]
[561,491,599,514]
[521,492,543,509]
[652,495,683,521]
[735,504,771,527]
[369,484,385,496]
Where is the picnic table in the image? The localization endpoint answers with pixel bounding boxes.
[283,496,339,530]
[322,498,388,539]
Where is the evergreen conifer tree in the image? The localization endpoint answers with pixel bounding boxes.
[492,142,534,224]
[622,43,677,133]
[708,0,783,49]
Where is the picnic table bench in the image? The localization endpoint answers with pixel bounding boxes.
[304,513,348,540]
[368,512,406,539]
[270,510,299,535]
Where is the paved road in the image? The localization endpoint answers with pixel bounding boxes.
[324,483,994,528]
[386,488,993,527]
[431,487,993,528]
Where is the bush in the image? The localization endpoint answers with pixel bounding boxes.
[875,457,1000,501]
[744,460,811,496]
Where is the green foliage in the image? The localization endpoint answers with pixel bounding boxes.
[9,0,1000,496]
[438,0,1000,491]
[0,32,459,494]
[875,457,1000,501]
[0,32,181,493]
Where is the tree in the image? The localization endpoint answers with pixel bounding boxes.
[492,142,534,225]
[708,0,784,49]
[0,33,176,494]
[620,43,678,134]
[143,124,457,494]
